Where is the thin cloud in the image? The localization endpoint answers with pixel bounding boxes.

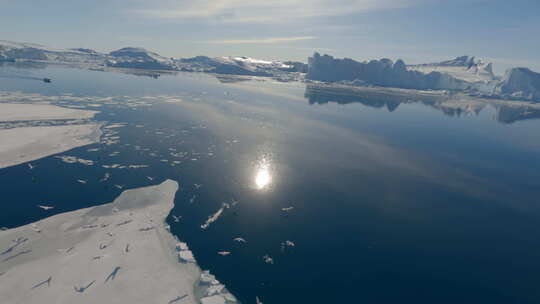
[205,36,317,44]
[129,0,423,23]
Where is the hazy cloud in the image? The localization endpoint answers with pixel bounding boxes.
[129,0,421,23]
[205,36,317,44]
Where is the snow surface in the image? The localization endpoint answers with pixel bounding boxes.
[0,124,101,169]
[0,180,238,304]
[0,103,101,169]
[0,103,98,122]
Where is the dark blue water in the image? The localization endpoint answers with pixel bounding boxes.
[2,63,540,303]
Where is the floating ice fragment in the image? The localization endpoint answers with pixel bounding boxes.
[100,173,111,182]
[178,250,196,263]
[104,123,127,129]
[200,295,226,304]
[262,254,274,264]
[31,223,41,233]
[199,271,217,285]
[205,284,225,296]
[281,206,294,212]
[57,156,94,166]
[127,164,148,169]
[176,242,189,251]
[37,205,54,210]
[201,203,229,229]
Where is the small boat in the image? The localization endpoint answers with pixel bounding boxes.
[43,78,51,83]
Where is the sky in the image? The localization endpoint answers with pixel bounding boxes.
[1,0,539,74]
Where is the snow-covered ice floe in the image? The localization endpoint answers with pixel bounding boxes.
[0,102,102,169]
[0,124,101,169]
[0,103,98,122]
[0,180,238,304]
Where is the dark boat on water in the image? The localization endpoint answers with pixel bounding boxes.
[43,78,51,83]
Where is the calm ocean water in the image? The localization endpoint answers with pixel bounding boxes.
[2,63,540,303]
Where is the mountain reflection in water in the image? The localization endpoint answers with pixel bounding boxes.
[304,84,540,124]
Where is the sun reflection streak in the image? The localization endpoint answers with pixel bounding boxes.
[255,159,272,190]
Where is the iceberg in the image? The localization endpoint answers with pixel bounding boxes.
[495,67,540,101]
[307,52,470,91]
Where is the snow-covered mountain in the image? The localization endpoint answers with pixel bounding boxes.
[176,56,306,77]
[0,40,105,64]
[408,55,496,83]
[106,47,177,70]
[0,40,304,77]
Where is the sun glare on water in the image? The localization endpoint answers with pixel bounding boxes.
[255,166,271,189]
[254,155,272,190]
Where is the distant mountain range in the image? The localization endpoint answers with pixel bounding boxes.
[0,40,307,79]
[1,40,539,102]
